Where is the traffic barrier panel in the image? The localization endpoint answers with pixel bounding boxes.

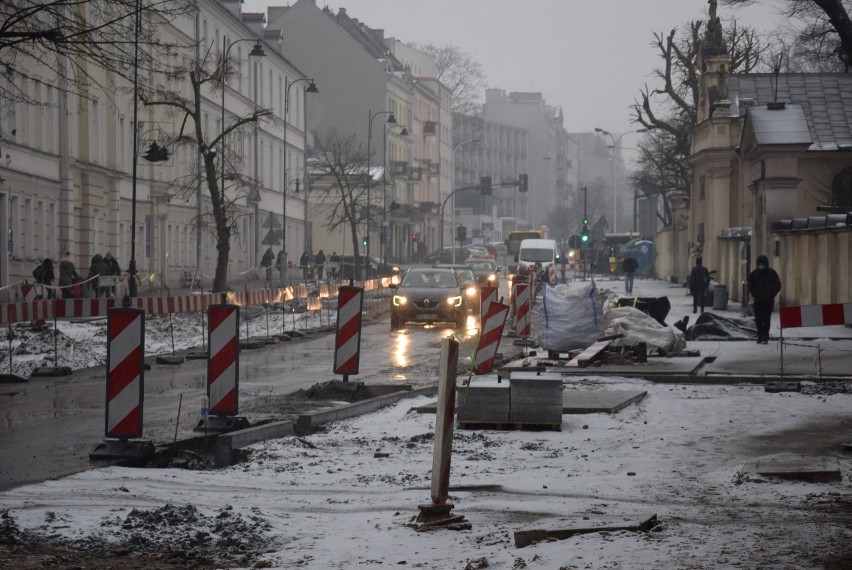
[474,301,510,374]
[547,264,557,286]
[334,286,364,377]
[105,308,145,439]
[208,304,240,415]
[780,302,852,329]
[480,285,498,319]
[513,283,531,337]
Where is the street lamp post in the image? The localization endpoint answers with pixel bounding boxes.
[382,122,408,265]
[283,77,318,282]
[366,110,396,274]
[594,128,647,233]
[450,138,480,263]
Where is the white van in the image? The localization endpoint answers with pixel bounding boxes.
[517,238,558,275]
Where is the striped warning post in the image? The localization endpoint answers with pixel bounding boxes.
[780,302,852,329]
[334,286,363,376]
[513,283,531,337]
[105,308,145,439]
[547,264,557,286]
[22,284,36,302]
[480,285,498,319]
[474,300,510,374]
[207,304,240,415]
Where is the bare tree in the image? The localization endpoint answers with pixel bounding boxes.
[412,42,486,114]
[142,41,272,293]
[311,129,373,269]
[723,0,852,69]
[630,5,770,226]
[0,0,190,136]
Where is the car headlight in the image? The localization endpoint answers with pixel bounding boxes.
[446,295,463,307]
[487,274,496,282]
[465,286,477,297]
[392,295,407,306]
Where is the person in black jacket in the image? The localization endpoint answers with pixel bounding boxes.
[33,258,55,299]
[314,250,326,281]
[747,254,782,344]
[261,247,275,284]
[689,257,711,314]
[622,256,639,294]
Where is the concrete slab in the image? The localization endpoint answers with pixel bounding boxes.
[563,390,647,414]
[740,453,842,483]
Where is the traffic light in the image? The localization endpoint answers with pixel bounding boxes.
[581,225,589,243]
[480,176,492,195]
[583,216,589,226]
[410,233,417,241]
[455,225,467,243]
[362,237,369,247]
[519,173,528,193]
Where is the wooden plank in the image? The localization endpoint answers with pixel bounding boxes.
[565,340,611,368]
[514,514,658,548]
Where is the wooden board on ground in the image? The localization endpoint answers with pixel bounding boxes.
[565,340,611,368]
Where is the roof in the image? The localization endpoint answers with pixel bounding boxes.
[743,103,812,147]
[727,74,852,151]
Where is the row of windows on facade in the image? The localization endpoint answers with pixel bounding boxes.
[4,196,277,269]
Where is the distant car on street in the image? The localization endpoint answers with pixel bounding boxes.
[464,257,499,286]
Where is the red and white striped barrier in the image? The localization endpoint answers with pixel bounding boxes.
[22,284,36,302]
[474,300,510,374]
[334,286,363,377]
[547,264,557,286]
[480,285,498,319]
[208,304,240,416]
[105,308,145,439]
[513,283,531,337]
[780,302,852,329]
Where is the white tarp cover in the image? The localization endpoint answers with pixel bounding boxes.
[533,282,605,352]
[603,299,687,354]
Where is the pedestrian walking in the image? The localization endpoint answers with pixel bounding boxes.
[689,257,711,314]
[276,250,288,287]
[102,252,121,298]
[87,254,106,298]
[623,256,639,294]
[747,254,781,344]
[299,251,310,282]
[314,249,326,281]
[261,247,275,285]
[328,251,340,280]
[560,253,567,284]
[32,258,55,299]
[58,252,80,299]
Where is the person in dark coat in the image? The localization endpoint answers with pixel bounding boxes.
[87,254,106,298]
[314,250,326,281]
[58,252,79,298]
[276,250,288,287]
[299,251,310,281]
[33,258,55,299]
[622,256,639,294]
[102,252,121,297]
[261,247,275,284]
[689,257,711,314]
[747,254,782,344]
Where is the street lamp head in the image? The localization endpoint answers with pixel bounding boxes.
[399,126,409,136]
[386,113,397,125]
[249,41,265,57]
[594,127,608,135]
[305,80,319,93]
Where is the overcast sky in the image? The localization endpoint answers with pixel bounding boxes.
[242,0,785,149]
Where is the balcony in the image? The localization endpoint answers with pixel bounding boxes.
[423,121,437,135]
[390,161,408,176]
[408,167,422,181]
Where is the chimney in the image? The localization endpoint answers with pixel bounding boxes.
[241,12,266,38]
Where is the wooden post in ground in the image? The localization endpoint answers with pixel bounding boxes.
[415,336,468,529]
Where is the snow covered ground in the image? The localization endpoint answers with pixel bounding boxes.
[2,377,851,568]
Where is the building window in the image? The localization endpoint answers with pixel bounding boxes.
[699,174,706,201]
[831,166,852,211]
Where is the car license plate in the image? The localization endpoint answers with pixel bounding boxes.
[420,313,438,320]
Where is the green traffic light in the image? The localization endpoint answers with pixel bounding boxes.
[581,234,589,243]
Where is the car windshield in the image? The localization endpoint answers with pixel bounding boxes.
[519,248,554,262]
[401,270,458,288]
[467,260,496,271]
[455,269,475,283]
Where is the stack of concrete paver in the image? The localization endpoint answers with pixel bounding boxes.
[457,380,510,423]
[509,372,563,427]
